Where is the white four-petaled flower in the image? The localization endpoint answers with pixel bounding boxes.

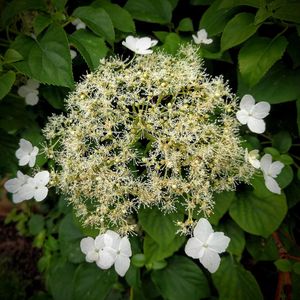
[80,230,132,277]
[260,154,284,194]
[122,36,158,55]
[245,149,260,169]
[72,18,86,30]
[236,94,270,134]
[192,29,213,45]
[17,79,40,106]
[16,138,39,167]
[185,218,230,273]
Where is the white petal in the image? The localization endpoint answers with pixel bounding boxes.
[15,148,26,159]
[247,117,266,134]
[12,191,26,203]
[250,158,261,169]
[31,146,39,156]
[19,155,30,166]
[122,36,137,52]
[207,232,230,253]
[150,39,158,47]
[136,37,152,50]
[198,29,208,40]
[199,248,221,273]
[269,161,284,178]
[34,186,48,201]
[193,218,213,242]
[96,250,116,269]
[80,237,95,255]
[70,49,77,60]
[76,22,86,30]
[260,154,272,173]
[240,94,255,111]
[18,183,35,200]
[4,178,21,193]
[103,230,120,248]
[86,250,98,262]
[251,101,270,119]
[184,237,203,259]
[34,171,50,186]
[72,18,80,26]
[95,234,106,250]
[19,138,33,152]
[192,34,200,44]
[27,79,39,89]
[17,85,31,97]
[119,236,132,256]
[264,175,281,194]
[114,255,130,277]
[203,38,213,44]
[236,110,249,124]
[29,155,37,168]
[25,92,39,105]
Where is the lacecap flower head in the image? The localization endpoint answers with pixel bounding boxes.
[43,43,254,236]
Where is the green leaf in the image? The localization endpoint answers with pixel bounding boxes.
[239,36,288,87]
[177,17,194,32]
[297,99,300,135]
[41,85,69,109]
[28,214,45,235]
[1,0,46,26]
[191,0,214,5]
[4,49,23,64]
[125,0,172,24]
[212,257,263,300]
[219,219,245,256]
[72,264,117,300]
[144,234,185,263]
[58,214,85,263]
[151,256,210,300]
[200,0,238,36]
[48,259,76,300]
[254,7,272,25]
[276,165,294,189]
[153,31,169,43]
[138,206,183,246]
[229,190,287,237]
[221,13,259,51]
[92,1,135,33]
[69,30,108,71]
[0,71,15,100]
[73,6,115,43]
[274,259,293,272]
[33,14,52,36]
[273,3,300,24]
[161,33,182,55]
[293,262,300,275]
[279,154,294,166]
[219,0,261,9]
[131,254,146,268]
[272,130,292,153]
[52,0,68,11]
[238,63,300,104]
[11,24,73,88]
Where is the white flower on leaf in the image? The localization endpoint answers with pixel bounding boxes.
[122,36,158,55]
[70,49,77,60]
[80,230,132,277]
[17,79,40,106]
[16,138,39,167]
[72,18,86,30]
[245,149,260,169]
[4,171,30,203]
[20,171,50,202]
[185,218,230,273]
[260,154,284,194]
[236,94,270,134]
[192,29,213,45]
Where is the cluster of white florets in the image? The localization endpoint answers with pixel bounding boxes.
[43,44,254,235]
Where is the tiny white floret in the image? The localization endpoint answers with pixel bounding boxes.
[192,29,213,45]
[15,138,39,167]
[236,94,270,134]
[260,154,284,194]
[185,218,230,273]
[122,36,158,55]
[17,79,40,106]
[72,18,86,30]
[245,149,260,169]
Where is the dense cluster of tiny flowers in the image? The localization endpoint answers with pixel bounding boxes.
[43,44,254,235]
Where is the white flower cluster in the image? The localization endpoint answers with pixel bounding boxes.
[246,151,284,194]
[4,138,50,203]
[17,79,40,106]
[80,230,132,277]
[185,218,230,273]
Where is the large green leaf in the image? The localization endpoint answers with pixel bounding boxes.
[273,3,300,24]
[219,0,261,8]
[0,71,15,100]
[11,25,73,88]
[72,264,117,300]
[58,214,85,264]
[239,36,288,87]
[73,6,115,43]
[229,190,287,237]
[125,0,172,24]
[138,206,183,246]
[212,257,263,300]
[69,30,108,71]
[151,256,210,300]
[221,13,260,51]
[238,63,300,103]
[92,0,135,33]
[272,131,292,153]
[199,0,238,36]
